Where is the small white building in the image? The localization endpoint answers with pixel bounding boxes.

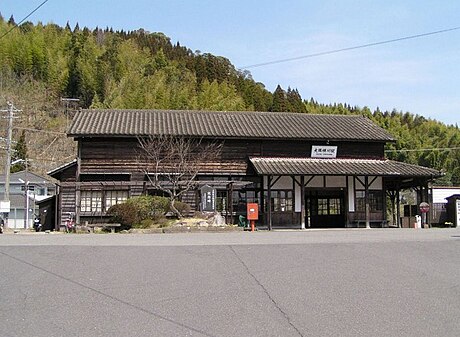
[430,186,460,226]
[0,171,56,229]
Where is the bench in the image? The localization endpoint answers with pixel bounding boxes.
[348,219,388,228]
[86,223,121,233]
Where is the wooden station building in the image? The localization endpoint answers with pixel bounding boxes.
[48,109,441,230]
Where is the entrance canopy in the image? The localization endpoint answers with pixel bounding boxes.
[250,157,441,180]
[250,157,442,229]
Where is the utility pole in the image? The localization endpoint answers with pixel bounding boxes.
[1,102,21,228]
[23,159,29,229]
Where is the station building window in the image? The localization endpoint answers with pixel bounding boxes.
[266,190,293,212]
[355,190,383,212]
[81,190,128,213]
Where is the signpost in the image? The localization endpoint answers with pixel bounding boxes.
[201,185,216,212]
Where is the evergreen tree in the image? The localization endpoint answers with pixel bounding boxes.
[286,87,306,113]
[271,85,288,112]
[0,19,459,182]
[11,131,28,173]
[7,15,16,26]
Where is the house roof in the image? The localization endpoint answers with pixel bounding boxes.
[46,159,77,177]
[0,194,35,209]
[68,109,395,142]
[0,171,54,185]
[250,157,442,178]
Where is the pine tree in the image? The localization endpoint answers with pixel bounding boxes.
[271,85,288,112]
[7,15,16,26]
[286,87,306,113]
[11,131,28,173]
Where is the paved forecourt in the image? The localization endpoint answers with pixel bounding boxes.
[1,229,459,337]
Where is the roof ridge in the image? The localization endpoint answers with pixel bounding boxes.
[70,109,395,142]
[82,108,365,118]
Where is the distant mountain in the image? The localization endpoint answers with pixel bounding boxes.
[0,17,459,184]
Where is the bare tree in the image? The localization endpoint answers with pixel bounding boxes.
[137,135,222,218]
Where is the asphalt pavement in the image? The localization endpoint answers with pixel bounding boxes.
[1,229,459,337]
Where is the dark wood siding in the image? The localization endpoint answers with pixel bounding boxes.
[59,184,76,227]
[78,138,385,175]
[59,136,388,225]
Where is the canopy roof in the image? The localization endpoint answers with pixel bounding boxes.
[250,157,442,178]
[68,109,395,142]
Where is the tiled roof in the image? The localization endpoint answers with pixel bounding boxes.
[250,157,442,177]
[0,171,54,185]
[46,159,77,177]
[68,109,395,142]
[0,194,35,208]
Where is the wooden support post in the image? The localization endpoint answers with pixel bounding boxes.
[228,183,234,225]
[267,175,272,231]
[396,189,401,228]
[365,176,370,229]
[345,175,350,227]
[300,176,305,229]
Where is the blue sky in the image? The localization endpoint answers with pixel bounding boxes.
[2,1,459,125]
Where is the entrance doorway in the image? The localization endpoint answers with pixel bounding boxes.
[306,190,346,228]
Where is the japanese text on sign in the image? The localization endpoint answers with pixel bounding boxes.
[311,145,338,158]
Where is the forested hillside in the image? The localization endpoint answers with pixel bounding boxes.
[0,16,459,184]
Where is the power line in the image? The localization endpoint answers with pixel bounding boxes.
[13,126,66,136]
[241,26,460,69]
[0,0,50,40]
[385,146,460,153]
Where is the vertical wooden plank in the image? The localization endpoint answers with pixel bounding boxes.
[300,175,305,229]
[365,176,370,228]
[345,175,349,227]
[396,188,401,228]
[382,177,387,227]
[75,141,82,225]
[267,175,272,231]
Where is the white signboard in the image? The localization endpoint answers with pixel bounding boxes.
[311,145,338,158]
[0,201,10,213]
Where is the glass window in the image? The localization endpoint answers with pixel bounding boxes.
[355,190,383,212]
[269,190,293,212]
[317,198,328,215]
[81,191,102,212]
[105,190,128,210]
[231,190,261,213]
[369,191,383,211]
[329,198,342,215]
[216,190,227,212]
[355,190,365,212]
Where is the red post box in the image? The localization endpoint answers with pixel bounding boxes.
[247,203,258,232]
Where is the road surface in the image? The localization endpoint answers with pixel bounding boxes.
[1,229,459,336]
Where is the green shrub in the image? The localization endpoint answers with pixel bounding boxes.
[107,195,170,229]
[149,196,170,220]
[107,203,139,230]
[174,201,191,217]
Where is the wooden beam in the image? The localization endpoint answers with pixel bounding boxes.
[300,175,305,229]
[304,175,315,187]
[267,175,272,231]
[396,188,401,228]
[365,176,370,228]
[270,175,282,188]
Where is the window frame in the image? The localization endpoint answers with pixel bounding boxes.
[266,190,293,213]
[80,189,129,213]
[355,190,383,212]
